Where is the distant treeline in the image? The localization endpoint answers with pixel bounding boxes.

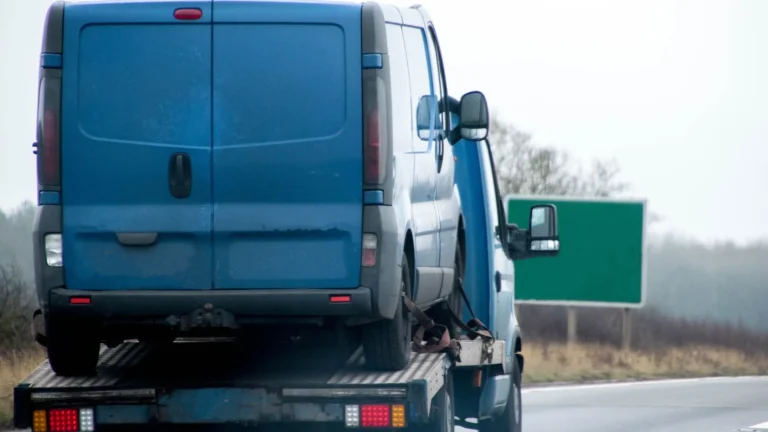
[645,235,768,331]
[0,201,34,285]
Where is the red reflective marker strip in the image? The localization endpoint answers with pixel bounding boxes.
[174,8,203,20]
[69,297,91,305]
[330,295,351,303]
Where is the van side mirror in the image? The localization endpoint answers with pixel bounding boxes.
[416,95,442,141]
[528,204,559,254]
[458,91,489,141]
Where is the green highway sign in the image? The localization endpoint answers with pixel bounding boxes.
[506,195,647,308]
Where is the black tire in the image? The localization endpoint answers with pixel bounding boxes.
[436,245,464,339]
[362,255,412,371]
[46,316,101,376]
[479,358,523,432]
[140,329,176,346]
[448,246,464,337]
[425,370,455,432]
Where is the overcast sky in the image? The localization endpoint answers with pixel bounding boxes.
[1,0,766,244]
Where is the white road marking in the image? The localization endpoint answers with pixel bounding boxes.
[520,376,767,394]
[747,422,768,430]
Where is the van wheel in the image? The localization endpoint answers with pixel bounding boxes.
[448,246,465,337]
[434,245,464,339]
[46,317,101,376]
[479,358,523,432]
[362,255,412,371]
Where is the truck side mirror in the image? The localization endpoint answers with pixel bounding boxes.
[416,94,442,140]
[458,91,489,142]
[528,204,559,255]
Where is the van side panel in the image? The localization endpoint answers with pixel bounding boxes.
[61,1,214,291]
[211,1,363,290]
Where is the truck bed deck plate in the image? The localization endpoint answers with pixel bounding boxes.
[20,340,449,392]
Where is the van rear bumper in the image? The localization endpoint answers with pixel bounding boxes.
[48,287,372,324]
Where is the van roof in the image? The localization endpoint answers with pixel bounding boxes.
[63,0,433,26]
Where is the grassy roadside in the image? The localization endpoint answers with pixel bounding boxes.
[3,342,768,428]
[522,342,768,383]
[0,349,44,428]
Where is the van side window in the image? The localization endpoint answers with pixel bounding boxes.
[385,24,413,155]
[402,26,435,152]
[426,25,449,133]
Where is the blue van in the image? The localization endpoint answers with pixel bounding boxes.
[31,0,492,376]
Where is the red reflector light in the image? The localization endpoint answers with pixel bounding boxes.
[330,295,351,303]
[174,8,203,20]
[48,408,78,432]
[69,297,91,305]
[361,404,390,427]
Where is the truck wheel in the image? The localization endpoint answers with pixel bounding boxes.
[479,358,523,432]
[46,317,101,376]
[426,371,455,432]
[362,255,412,371]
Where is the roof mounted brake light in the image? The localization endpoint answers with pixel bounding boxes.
[174,8,203,20]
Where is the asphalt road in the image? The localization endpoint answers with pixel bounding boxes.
[489,377,768,432]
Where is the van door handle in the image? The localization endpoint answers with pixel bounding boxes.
[495,271,502,293]
[116,232,158,246]
[168,153,192,199]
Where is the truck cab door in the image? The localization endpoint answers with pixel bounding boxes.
[424,23,459,275]
[477,140,516,342]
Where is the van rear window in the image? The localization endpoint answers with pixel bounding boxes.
[77,24,212,147]
[213,23,346,146]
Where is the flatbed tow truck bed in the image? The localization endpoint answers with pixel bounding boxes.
[14,338,505,430]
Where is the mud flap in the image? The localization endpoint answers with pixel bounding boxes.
[32,308,47,347]
[477,375,510,421]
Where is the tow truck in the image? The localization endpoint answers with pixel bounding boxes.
[14,108,561,431]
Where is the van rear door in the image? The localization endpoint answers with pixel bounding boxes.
[211,1,364,290]
[61,1,214,291]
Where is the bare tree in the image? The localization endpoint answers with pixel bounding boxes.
[488,115,629,198]
[0,263,35,352]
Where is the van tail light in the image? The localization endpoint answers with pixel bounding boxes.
[37,76,62,188]
[362,233,377,267]
[365,108,381,184]
[363,72,387,186]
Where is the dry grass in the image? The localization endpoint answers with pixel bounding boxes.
[522,341,768,384]
[0,349,44,428]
